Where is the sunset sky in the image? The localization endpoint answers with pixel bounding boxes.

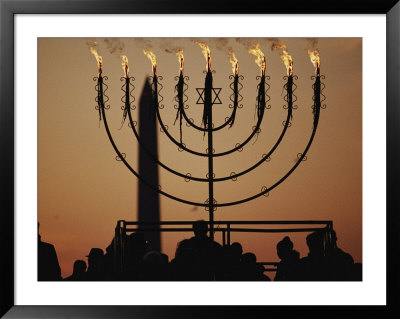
[38,37,362,278]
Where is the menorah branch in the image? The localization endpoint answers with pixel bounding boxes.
[91,44,326,241]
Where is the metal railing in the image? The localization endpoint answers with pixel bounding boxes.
[113,220,333,276]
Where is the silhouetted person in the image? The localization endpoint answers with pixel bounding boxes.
[274,236,300,281]
[326,230,355,280]
[64,260,86,281]
[85,248,105,281]
[187,220,222,280]
[239,252,270,281]
[218,242,243,280]
[123,232,148,280]
[104,239,116,280]
[169,239,203,281]
[38,224,62,281]
[140,251,168,281]
[299,231,330,281]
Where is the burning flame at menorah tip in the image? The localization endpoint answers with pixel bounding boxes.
[176,49,184,75]
[195,41,212,72]
[308,49,321,75]
[228,49,239,76]
[272,44,293,77]
[89,43,321,78]
[143,49,157,75]
[248,43,266,76]
[90,47,103,76]
[120,55,129,78]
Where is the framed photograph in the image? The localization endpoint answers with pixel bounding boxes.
[1,0,399,318]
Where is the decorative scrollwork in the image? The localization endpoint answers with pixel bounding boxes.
[235,143,243,152]
[230,172,238,181]
[178,143,186,152]
[261,186,270,197]
[282,120,292,127]
[206,173,216,179]
[204,198,218,211]
[297,153,307,161]
[160,125,168,133]
[262,154,271,162]
[116,153,126,161]
[127,120,137,129]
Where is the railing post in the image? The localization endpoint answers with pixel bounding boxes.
[227,223,231,246]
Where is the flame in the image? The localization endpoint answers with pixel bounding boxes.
[308,49,320,75]
[272,44,293,76]
[248,44,266,75]
[143,49,157,76]
[195,41,211,72]
[120,55,129,78]
[228,49,239,76]
[90,47,103,77]
[176,49,184,75]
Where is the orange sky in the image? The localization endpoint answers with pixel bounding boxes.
[38,38,362,278]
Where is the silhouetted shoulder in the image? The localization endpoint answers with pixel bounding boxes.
[38,239,62,281]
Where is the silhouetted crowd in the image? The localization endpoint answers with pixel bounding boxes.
[38,220,361,281]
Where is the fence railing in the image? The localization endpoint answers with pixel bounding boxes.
[113,220,333,276]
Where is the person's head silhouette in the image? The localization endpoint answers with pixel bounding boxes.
[73,260,87,275]
[306,231,324,253]
[230,242,243,258]
[86,248,104,269]
[192,220,208,238]
[277,236,294,260]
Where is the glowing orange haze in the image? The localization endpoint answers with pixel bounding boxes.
[38,38,362,278]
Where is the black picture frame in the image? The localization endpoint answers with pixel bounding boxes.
[1,0,399,318]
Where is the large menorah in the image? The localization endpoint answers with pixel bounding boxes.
[91,43,326,240]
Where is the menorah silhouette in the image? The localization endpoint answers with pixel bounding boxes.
[91,43,326,240]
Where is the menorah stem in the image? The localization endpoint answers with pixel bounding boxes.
[208,111,215,240]
[97,76,104,121]
[229,74,239,127]
[257,75,266,119]
[175,74,184,144]
[121,77,130,125]
[315,76,321,105]
[287,75,293,109]
[204,70,215,240]
[313,76,321,126]
[152,76,159,120]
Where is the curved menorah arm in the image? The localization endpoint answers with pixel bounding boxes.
[215,77,323,207]
[158,102,266,157]
[157,93,266,158]
[122,76,286,184]
[156,104,209,157]
[214,103,293,182]
[123,79,208,183]
[128,97,291,183]
[97,77,207,207]
[180,103,233,132]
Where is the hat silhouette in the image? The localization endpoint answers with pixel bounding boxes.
[86,248,104,258]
